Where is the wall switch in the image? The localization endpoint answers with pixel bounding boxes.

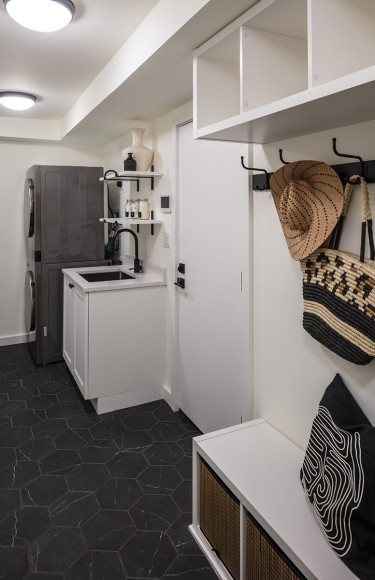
[163,232,171,248]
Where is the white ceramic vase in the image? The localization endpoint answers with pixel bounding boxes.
[122,128,154,172]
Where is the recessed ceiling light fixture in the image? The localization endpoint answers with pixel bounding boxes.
[0,91,37,110]
[3,0,75,32]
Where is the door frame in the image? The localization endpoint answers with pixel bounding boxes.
[166,111,193,413]
[171,112,253,428]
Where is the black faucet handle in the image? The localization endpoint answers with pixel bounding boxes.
[132,258,142,273]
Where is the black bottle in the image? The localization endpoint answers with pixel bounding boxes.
[124,153,136,171]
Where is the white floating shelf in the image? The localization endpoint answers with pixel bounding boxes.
[100,218,162,226]
[100,171,163,181]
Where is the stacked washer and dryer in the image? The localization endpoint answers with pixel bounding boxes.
[24,165,107,365]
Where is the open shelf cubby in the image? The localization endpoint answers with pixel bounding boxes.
[193,0,375,144]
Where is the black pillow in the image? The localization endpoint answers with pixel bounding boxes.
[300,373,375,580]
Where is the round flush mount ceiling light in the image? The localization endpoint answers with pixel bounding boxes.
[0,91,37,110]
[3,0,75,32]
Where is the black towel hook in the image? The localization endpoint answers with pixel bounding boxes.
[279,149,290,165]
[332,138,365,179]
[240,156,270,190]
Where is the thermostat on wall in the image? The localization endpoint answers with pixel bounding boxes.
[160,195,171,213]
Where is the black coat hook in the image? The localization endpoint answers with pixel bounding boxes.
[332,138,365,178]
[240,156,270,189]
[279,149,290,164]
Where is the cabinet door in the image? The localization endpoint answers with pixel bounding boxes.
[63,279,74,372]
[73,290,88,398]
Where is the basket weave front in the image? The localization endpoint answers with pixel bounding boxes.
[199,459,240,580]
[246,512,306,580]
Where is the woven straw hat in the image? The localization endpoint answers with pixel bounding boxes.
[270,160,344,260]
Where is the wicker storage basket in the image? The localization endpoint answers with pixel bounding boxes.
[199,458,240,580]
[246,512,306,580]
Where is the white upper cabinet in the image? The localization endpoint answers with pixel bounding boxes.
[309,0,375,87]
[193,0,375,143]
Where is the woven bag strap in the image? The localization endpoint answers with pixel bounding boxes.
[335,175,375,262]
[329,178,355,249]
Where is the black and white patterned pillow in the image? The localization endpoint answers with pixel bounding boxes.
[301,374,375,580]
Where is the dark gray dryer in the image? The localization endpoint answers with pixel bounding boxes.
[24,165,107,365]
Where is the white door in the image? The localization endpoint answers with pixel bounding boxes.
[176,121,251,434]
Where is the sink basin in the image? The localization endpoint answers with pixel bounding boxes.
[80,271,135,282]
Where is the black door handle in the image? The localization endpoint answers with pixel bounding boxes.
[68,283,74,289]
[174,277,185,289]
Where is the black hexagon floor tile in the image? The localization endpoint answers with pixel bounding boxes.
[0,399,26,417]
[150,421,187,442]
[164,554,219,579]
[18,437,56,462]
[0,344,212,579]
[49,491,99,527]
[12,409,45,427]
[39,449,81,476]
[107,451,148,479]
[123,412,158,431]
[120,530,178,578]
[95,477,142,510]
[82,509,135,550]
[22,474,68,507]
[143,441,184,466]
[137,465,182,495]
[129,494,180,531]
[78,443,118,464]
[0,379,21,394]
[115,429,154,452]
[171,480,193,514]
[0,546,29,579]
[65,550,127,580]
[7,387,39,402]
[0,460,40,489]
[66,463,111,492]
[0,447,15,469]
[174,454,193,480]
[89,420,124,440]
[28,526,86,574]
[26,395,57,410]
[167,512,202,556]
[0,506,51,546]
[0,488,21,521]
[54,428,91,450]
[0,426,32,447]
[31,418,67,438]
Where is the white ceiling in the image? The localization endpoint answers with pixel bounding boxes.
[0,0,256,145]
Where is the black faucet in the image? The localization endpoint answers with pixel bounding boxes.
[108,227,142,273]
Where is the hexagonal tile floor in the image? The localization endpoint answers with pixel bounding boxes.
[0,344,217,579]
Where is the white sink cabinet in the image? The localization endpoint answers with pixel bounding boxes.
[63,261,166,414]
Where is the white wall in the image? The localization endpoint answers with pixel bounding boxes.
[0,140,104,344]
[104,101,193,408]
[253,118,375,450]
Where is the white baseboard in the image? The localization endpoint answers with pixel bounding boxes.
[0,333,32,347]
[91,386,163,415]
[162,384,178,411]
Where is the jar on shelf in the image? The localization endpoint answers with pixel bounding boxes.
[124,152,136,171]
[125,199,133,218]
[139,199,150,220]
[131,199,139,219]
